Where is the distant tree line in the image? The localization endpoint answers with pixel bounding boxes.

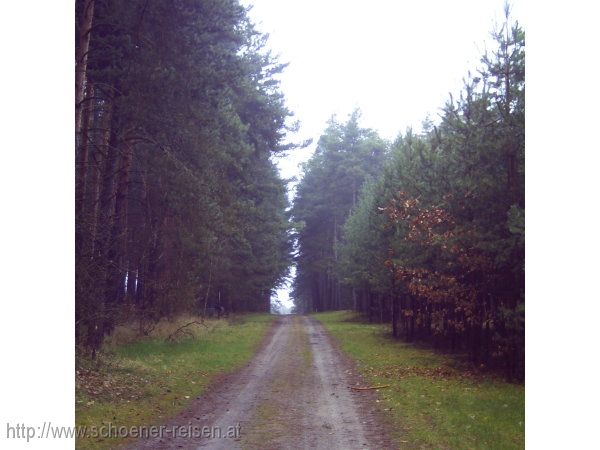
[291,111,388,313]
[292,13,524,380]
[75,0,294,356]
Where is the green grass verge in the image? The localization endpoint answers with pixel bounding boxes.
[313,311,524,450]
[76,314,275,449]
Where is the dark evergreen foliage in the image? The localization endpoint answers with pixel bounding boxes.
[291,111,388,313]
[76,0,294,355]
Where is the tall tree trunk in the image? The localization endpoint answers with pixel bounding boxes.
[79,95,113,355]
[86,98,113,256]
[75,83,93,233]
[75,0,95,139]
[88,99,118,355]
[75,83,94,344]
[104,140,135,334]
[391,280,398,338]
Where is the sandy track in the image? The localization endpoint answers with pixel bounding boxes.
[129,315,390,449]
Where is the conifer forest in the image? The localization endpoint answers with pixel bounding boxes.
[75,0,524,383]
[70,1,530,448]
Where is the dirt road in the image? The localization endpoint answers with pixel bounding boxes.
[131,315,390,449]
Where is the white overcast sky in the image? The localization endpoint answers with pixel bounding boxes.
[244,0,525,183]
[3,1,600,436]
[246,0,526,311]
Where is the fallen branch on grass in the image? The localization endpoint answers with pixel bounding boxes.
[166,320,207,342]
[350,385,390,391]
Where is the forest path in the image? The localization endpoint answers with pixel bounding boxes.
[130,315,390,449]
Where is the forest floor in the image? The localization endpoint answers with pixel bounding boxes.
[79,312,523,449]
[315,311,525,449]
[75,314,276,449]
[127,315,391,449]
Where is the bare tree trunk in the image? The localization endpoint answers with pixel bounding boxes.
[88,98,118,355]
[86,98,113,256]
[104,140,135,331]
[76,83,94,256]
[76,83,93,208]
[75,0,95,139]
[390,274,398,338]
[202,264,213,318]
[75,83,94,344]
[79,94,113,355]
